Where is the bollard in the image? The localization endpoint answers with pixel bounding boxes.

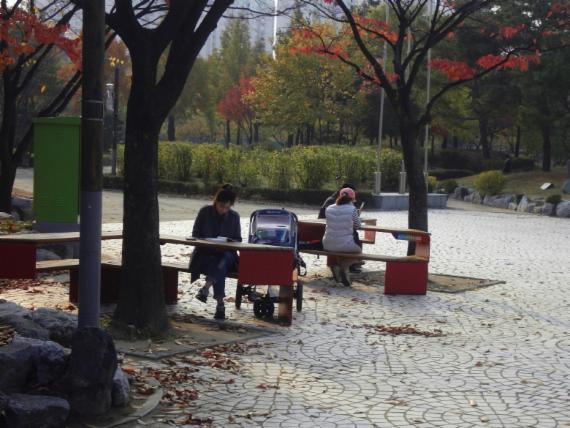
[374,171,382,195]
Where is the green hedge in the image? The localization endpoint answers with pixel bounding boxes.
[474,170,506,195]
[103,175,373,206]
[430,168,475,180]
[116,143,403,192]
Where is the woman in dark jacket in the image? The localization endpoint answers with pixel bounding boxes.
[190,184,242,320]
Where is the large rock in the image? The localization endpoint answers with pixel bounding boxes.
[517,196,530,212]
[112,367,130,407]
[472,192,484,204]
[542,203,555,216]
[453,186,470,200]
[60,327,118,418]
[10,336,68,386]
[0,301,50,340]
[556,201,570,218]
[508,202,518,210]
[562,180,570,194]
[11,197,33,221]
[463,193,474,203]
[526,203,536,213]
[0,390,8,414]
[0,212,13,220]
[5,393,70,428]
[533,206,543,215]
[0,336,68,392]
[25,308,77,347]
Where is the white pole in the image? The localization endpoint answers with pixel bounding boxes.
[375,2,390,195]
[424,0,432,179]
[272,0,279,60]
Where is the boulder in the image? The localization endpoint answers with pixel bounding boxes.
[508,202,518,210]
[60,327,118,418]
[36,249,61,262]
[453,186,470,200]
[25,308,77,347]
[473,192,484,204]
[0,390,8,413]
[0,301,50,340]
[5,393,70,428]
[0,212,13,220]
[10,336,68,386]
[463,193,474,203]
[556,201,570,218]
[526,203,536,213]
[562,179,570,194]
[0,338,36,392]
[112,367,130,407]
[533,206,543,215]
[542,203,555,216]
[517,196,530,212]
[11,197,33,221]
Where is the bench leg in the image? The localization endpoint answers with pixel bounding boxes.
[69,269,79,303]
[277,285,293,326]
[0,243,36,279]
[163,268,179,305]
[384,262,428,295]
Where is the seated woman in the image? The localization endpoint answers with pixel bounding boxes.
[322,187,362,287]
[190,184,242,320]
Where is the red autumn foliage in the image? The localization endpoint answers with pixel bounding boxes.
[0,8,81,72]
[218,78,254,122]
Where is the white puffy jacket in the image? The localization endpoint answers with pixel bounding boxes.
[322,203,362,253]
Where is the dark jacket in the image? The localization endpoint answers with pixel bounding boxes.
[318,192,339,219]
[189,205,242,281]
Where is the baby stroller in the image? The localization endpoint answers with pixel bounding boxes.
[235,209,304,320]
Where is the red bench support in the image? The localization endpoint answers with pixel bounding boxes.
[0,243,36,279]
[384,261,428,295]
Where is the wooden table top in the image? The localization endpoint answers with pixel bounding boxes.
[160,235,294,252]
[0,230,122,244]
[298,219,430,236]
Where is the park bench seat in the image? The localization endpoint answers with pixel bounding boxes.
[299,249,428,264]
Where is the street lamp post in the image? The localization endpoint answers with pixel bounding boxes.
[374,2,390,195]
[78,0,105,328]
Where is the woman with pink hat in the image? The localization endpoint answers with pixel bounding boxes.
[322,187,362,286]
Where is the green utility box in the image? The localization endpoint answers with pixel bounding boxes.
[33,117,81,226]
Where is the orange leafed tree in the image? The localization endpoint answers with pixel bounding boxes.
[294,0,569,237]
[0,2,81,213]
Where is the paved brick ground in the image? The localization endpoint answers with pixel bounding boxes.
[5,204,568,427]
[100,207,570,427]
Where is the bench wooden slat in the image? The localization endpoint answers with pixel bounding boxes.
[36,259,79,271]
[0,231,122,244]
[298,220,430,237]
[299,249,428,263]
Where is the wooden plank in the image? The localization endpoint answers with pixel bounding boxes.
[298,220,430,237]
[36,259,79,271]
[300,249,428,263]
[0,230,122,244]
[160,235,294,252]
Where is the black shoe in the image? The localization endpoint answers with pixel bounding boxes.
[214,306,226,320]
[349,265,362,274]
[340,268,352,287]
[196,287,208,303]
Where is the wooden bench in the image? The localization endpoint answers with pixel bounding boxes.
[35,258,188,305]
[298,220,431,295]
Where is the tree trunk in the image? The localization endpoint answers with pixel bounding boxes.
[236,122,241,145]
[253,123,259,144]
[453,135,459,149]
[514,126,521,157]
[541,124,552,172]
[479,118,491,159]
[225,120,231,148]
[167,115,176,141]
[442,136,448,149]
[113,67,169,335]
[0,162,17,213]
[399,121,427,254]
[286,133,294,148]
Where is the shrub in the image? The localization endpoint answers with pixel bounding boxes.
[293,148,332,190]
[267,151,295,190]
[511,157,535,172]
[546,194,562,205]
[427,176,437,193]
[474,170,506,195]
[158,142,193,181]
[430,168,474,180]
[439,179,458,194]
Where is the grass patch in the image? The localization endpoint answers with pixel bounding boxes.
[457,166,568,200]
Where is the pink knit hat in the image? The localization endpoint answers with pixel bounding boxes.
[339,187,356,200]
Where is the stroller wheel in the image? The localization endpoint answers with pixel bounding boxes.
[235,284,243,309]
[295,282,303,312]
[253,298,274,320]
